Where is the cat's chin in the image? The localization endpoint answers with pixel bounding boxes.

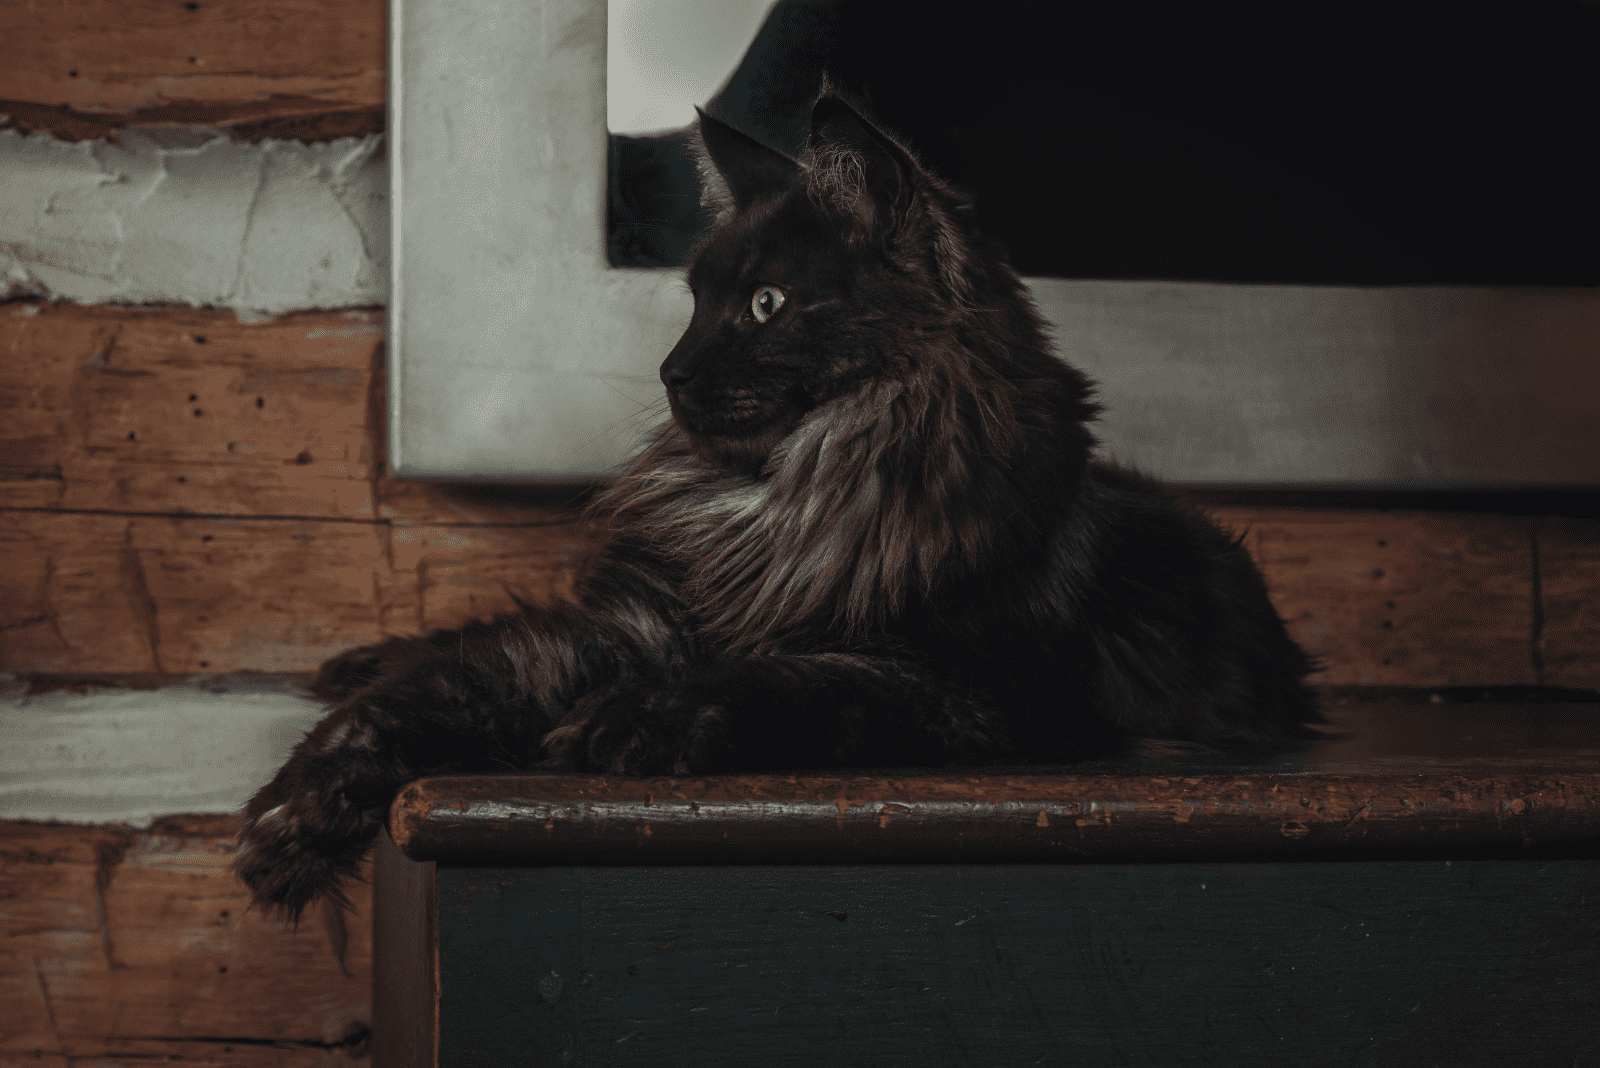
[683,423,794,477]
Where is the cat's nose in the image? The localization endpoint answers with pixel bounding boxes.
[660,361,694,390]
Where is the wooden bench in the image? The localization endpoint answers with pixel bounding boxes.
[371,699,1600,1066]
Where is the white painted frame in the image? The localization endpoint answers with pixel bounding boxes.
[390,0,1600,487]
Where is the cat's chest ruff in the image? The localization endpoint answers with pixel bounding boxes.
[643,475,770,555]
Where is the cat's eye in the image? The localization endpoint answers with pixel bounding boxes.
[750,285,786,323]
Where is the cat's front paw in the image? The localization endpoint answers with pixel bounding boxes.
[543,684,737,776]
[233,766,386,923]
[233,806,367,923]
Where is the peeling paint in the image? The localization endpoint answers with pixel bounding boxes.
[0,126,387,313]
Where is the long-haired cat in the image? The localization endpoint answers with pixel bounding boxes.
[235,90,1318,919]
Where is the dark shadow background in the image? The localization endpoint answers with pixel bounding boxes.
[609,0,1598,286]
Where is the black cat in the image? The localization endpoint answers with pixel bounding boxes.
[235,91,1318,920]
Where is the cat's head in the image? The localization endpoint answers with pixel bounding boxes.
[661,91,995,474]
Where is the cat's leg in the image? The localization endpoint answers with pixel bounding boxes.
[236,543,688,920]
[543,652,1043,775]
[310,635,444,701]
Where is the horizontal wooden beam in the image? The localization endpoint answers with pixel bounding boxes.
[393,767,1600,867]
[0,508,593,675]
[1,304,386,517]
[1,0,385,139]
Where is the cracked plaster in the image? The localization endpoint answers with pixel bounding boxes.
[0,125,388,315]
[0,675,324,823]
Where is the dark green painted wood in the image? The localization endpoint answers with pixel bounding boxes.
[432,860,1600,1068]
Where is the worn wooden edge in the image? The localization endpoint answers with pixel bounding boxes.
[387,771,1600,867]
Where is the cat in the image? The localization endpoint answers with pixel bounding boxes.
[234,90,1319,920]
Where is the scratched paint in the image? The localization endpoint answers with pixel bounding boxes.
[393,771,1600,867]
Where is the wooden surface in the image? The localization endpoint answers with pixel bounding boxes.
[1213,508,1540,686]
[0,815,370,1067]
[377,699,1600,1067]
[4,303,1596,685]
[389,700,1600,867]
[0,305,385,517]
[0,0,386,139]
[406,858,1600,1068]
[1541,516,1600,687]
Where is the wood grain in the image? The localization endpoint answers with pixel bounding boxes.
[0,303,384,519]
[1541,516,1600,688]
[0,817,370,1066]
[0,303,593,523]
[1,511,388,673]
[1211,506,1538,686]
[0,509,592,674]
[0,303,594,673]
[0,0,385,134]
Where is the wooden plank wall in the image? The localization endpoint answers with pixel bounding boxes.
[3,302,1595,688]
[2,4,1596,1065]
[0,305,597,677]
[3,6,393,1064]
[1,818,371,1068]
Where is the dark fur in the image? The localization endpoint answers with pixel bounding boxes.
[235,91,1318,920]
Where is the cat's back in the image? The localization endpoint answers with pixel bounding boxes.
[925,460,1318,743]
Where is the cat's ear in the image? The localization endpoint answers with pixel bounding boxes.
[803,95,917,237]
[804,92,974,304]
[694,108,801,216]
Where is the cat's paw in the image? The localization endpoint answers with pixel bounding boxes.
[542,684,737,776]
[232,763,387,923]
[233,804,371,923]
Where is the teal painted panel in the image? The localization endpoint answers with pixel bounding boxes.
[434,860,1600,1067]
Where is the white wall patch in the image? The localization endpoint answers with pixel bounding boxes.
[0,126,388,314]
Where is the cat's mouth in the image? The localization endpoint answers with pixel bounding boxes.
[668,390,806,473]
[669,385,799,431]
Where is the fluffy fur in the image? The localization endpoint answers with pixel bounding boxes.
[235,90,1318,920]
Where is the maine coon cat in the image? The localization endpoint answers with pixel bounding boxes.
[235,90,1318,919]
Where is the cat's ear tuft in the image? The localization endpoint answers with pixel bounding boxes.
[803,95,917,236]
[804,91,975,305]
[694,108,802,215]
